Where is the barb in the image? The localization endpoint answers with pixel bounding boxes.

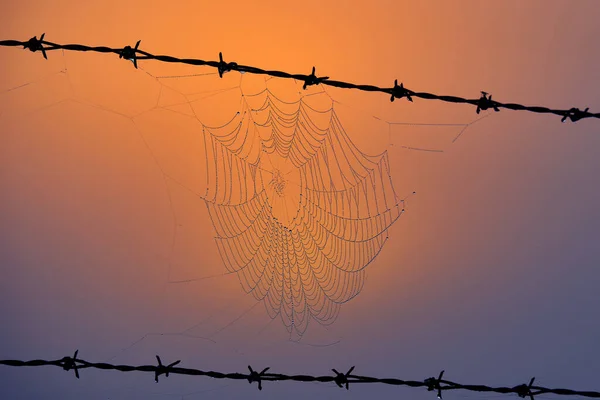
[425,370,445,399]
[302,66,329,90]
[119,39,141,69]
[217,52,238,78]
[390,79,413,102]
[1,356,599,397]
[515,377,537,400]
[1,34,597,122]
[332,366,355,390]
[60,349,80,379]
[154,355,181,383]
[247,365,270,390]
[477,91,500,114]
[22,33,47,59]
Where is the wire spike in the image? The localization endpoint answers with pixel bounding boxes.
[303,66,328,90]
[60,350,80,379]
[23,33,48,59]
[154,355,181,383]
[391,79,413,102]
[332,366,355,390]
[476,91,500,114]
[217,52,237,78]
[562,107,590,123]
[247,365,270,390]
[515,377,536,400]
[425,370,445,399]
[119,40,141,69]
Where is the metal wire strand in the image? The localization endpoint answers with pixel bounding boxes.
[1,34,597,123]
[1,353,599,396]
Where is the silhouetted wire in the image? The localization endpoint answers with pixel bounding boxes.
[1,355,599,397]
[1,34,596,122]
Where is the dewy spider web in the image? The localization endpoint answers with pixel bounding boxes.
[143,65,409,337]
[200,82,404,337]
[0,52,489,341]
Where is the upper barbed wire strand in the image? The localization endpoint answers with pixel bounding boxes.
[1,34,597,123]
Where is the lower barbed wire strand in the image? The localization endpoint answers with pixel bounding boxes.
[1,357,599,397]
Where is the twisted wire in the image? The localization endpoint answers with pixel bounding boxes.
[1,355,598,397]
[1,34,596,122]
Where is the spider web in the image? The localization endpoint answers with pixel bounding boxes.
[200,83,404,337]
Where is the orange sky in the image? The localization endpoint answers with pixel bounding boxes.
[1,1,599,399]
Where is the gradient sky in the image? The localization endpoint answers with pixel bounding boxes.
[1,1,599,399]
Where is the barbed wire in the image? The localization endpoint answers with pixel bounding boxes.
[1,352,599,397]
[1,33,597,123]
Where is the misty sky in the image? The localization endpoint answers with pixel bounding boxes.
[1,1,599,399]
